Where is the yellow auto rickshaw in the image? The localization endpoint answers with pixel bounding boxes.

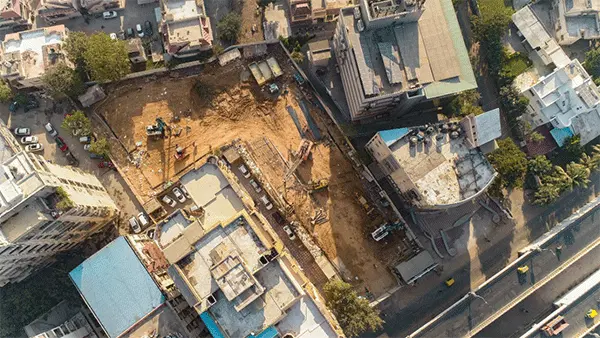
[445,278,455,287]
[518,265,529,274]
[586,309,598,319]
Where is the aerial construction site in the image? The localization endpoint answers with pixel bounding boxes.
[93,43,415,298]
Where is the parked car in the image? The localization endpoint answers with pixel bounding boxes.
[13,127,30,136]
[137,212,150,227]
[162,195,177,207]
[20,136,38,144]
[9,101,19,112]
[103,11,118,19]
[129,217,141,233]
[98,161,114,169]
[271,211,285,225]
[126,28,134,38]
[180,185,191,198]
[144,21,153,36]
[90,153,104,159]
[54,136,68,152]
[136,24,144,38]
[260,195,273,210]
[238,164,251,178]
[25,143,43,152]
[79,136,92,143]
[283,225,296,240]
[109,33,117,40]
[45,123,58,137]
[173,187,186,203]
[83,144,91,151]
[249,179,262,193]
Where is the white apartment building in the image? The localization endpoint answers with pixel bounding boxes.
[514,6,600,146]
[0,123,119,287]
[0,25,71,89]
[160,0,213,57]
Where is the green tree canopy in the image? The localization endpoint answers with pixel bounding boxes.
[533,182,561,205]
[290,50,305,64]
[528,155,553,177]
[89,137,110,157]
[566,162,590,189]
[323,279,384,337]
[471,0,513,41]
[217,13,241,43]
[42,63,85,98]
[0,80,12,103]
[63,31,88,65]
[487,138,528,188]
[447,89,483,117]
[529,131,545,143]
[583,47,600,85]
[83,33,130,82]
[61,110,91,135]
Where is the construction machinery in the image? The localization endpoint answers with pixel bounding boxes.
[174,145,190,161]
[284,139,313,181]
[266,83,279,94]
[146,118,168,137]
[308,178,328,192]
[310,208,328,226]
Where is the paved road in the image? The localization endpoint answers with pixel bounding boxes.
[407,198,600,338]
[229,162,329,290]
[477,244,600,338]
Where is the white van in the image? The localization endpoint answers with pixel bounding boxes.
[238,164,251,178]
[137,212,149,227]
[260,195,273,210]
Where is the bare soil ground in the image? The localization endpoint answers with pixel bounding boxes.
[235,0,264,43]
[97,46,399,296]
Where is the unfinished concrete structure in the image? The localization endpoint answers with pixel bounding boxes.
[365,110,499,209]
[156,161,343,338]
[0,121,119,287]
[0,25,71,89]
[159,0,213,57]
[36,0,81,23]
[332,0,477,122]
[288,0,348,26]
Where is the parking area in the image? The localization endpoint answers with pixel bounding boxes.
[0,101,145,235]
[35,0,159,41]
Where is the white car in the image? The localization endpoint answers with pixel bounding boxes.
[14,127,30,136]
[249,179,262,193]
[136,24,144,37]
[103,11,118,19]
[162,195,177,207]
[83,144,91,151]
[180,185,191,198]
[137,212,149,227]
[25,143,43,152]
[110,33,118,40]
[260,195,273,210]
[129,217,141,233]
[21,136,38,144]
[283,225,296,240]
[173,187,186,203]
[238,164,251,178]
[45,123,58,137]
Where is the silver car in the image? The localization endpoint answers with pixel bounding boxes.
[173,187,186,203]
[21,136,38,144]
[162,195,177,207]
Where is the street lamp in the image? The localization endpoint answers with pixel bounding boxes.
[533,246,557,257]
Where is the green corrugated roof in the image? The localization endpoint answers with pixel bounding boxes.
[424,0,478,98]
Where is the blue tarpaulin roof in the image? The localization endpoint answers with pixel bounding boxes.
[379,128,410,147]
[550,127,574,147]
[201,312,226,338]
[69,237,165,338]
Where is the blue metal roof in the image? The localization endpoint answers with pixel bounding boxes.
[550,127,574,147]
[201,312,226,338]
[69,237,165,338]
[379,128,410,146]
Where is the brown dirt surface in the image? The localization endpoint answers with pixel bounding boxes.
[235,0,264,43]
[97,47,399,297]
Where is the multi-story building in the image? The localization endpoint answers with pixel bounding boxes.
[23,300,104,338]
[80,0,120,14]
[0,122,119,287]
[288,0,348,26]
[159,0,213,57]
[36,0,81,23]
[0,0,34,33]
[365,109,500,209]
[0,24,71,89]
[514,6,600,147]
[155,160,344,337]
[332,0,477,122]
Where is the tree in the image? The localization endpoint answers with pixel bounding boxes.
[447,89,483,117]
[55,187,74,210]
[323,279,384,337]
[487,138,528,188]
[529,131,545,143]
[83,33,130,82]
[561,135,584,164]
[290,50,304,64]
[471,1,513,42]
[217,13,241,43]
[566,162,590,188]
[583,47,600,85]
[63,31,88,65]
[89,137,110,157]
[579,153,599,172]
[533,182,561,205]
[0,80,12,103]
[546,165,573,192]
[42,63,85,98]
[61,110,91,135]
[528,155,553,176]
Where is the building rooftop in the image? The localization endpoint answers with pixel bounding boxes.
[1,25,68,80]
[163,0,212,52]
[69,236,166,338]
[120,304,189,338]
[512,7,570,68]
